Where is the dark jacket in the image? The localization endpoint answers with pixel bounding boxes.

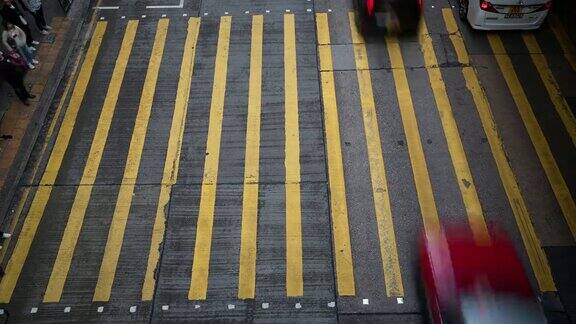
[0,3,27,26]
[0,58,25,82]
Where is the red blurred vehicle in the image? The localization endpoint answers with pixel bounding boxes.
[419,226,547,323]
[353,0,424,33]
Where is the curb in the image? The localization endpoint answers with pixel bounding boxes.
[0,0,96,224]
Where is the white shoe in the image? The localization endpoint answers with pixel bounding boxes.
[28,63,35,70]
[32,59,39,64]
[40,29,49,35]
[2,233,11,239]
[45,25,52,30]
[32,40,40,45]
[30,47,37,51]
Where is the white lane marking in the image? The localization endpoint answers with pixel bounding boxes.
[295,303,302,309]
[397,297,404,304]
[141,14,146,18]
[30,307,38,314]
[184,13,189,16]
[99,17,105,20]
[328,301,336,308]
[130,306,137,313]
[228,304,235,310]
[262,302,269,309]
[202,12,207,16]
[225,11,229,14]
[363,299,369,305]
[64,307,71,313]
[94,6,119,9]
[286,9,291,12]
[162,305,169,311]
[97,306,104,313]
[195,305,201,309]
[162,14,166,17]
[146,0,184,9]
[245,10,249,14]
[121,16,126,19]
[307,8,312,12]
[266,10,270,13]
[328,8,332,12]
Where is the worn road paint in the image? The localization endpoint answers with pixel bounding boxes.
[142,17,201,301]
[238,15,263,300]
[549,16,576,72]
[93,19,169,302]
[189,16,232,300]
[0,22,107,303]
[442,9,555,292]
[488,34,576,244]
[44,20,139,303]
[284,13,303,297]
[348,12,404,297]
[317,13,356,296]
[418,20,489,244]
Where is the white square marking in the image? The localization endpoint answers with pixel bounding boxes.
[397,298,404,304]
[99,17,104,20]
[328,9,332,12]
[295,302,302,309]
[141,15,146,18]
[0,309,4,315]
[162,14,166,17]
[307,8,312,12]
[228,304,235,310]
[431,5,435,8]
[363,299,369,305]
[130,306,137,313]
[64,307,71,313]
[328,301,336,308]
[97,306,104,313]
[266,10,270,13]
[195,305,201,309]
[184,13,190,16]
[286,9,291,12]
[245,10,249,14]
[262,302,269,309]
[30,307,38,314]
[224,11,229,15]
[162,305,169,311]
[121,16,126,19]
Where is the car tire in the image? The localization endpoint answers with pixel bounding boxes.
[459,0,469,21]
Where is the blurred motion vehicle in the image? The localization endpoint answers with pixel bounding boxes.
[458,0,552,30]
[419,225,547,323]
[353,0,423,34]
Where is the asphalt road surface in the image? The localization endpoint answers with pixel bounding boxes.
[0,0,575,322]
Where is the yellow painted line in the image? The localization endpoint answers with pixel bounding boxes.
[142,17,200,301]
[284,13,303,297]
[385,35,441,236]
[418,20,489,244]
[348,12,404,297]
[549,15,576,72]
[317,13,356,296]
[442,8,556,291]
[188,16,231,300]
[488,34,576,242]
[238,15,263,300]
[522,33,576,148]
[0,22,107,303]
[43,20,139,303]
[93,19,168,302]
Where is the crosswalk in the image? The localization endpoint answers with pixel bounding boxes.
[1,8,575,313]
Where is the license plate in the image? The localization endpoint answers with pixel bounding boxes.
[505,6,523,18]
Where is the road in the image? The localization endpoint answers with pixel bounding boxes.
[0,0,575,322]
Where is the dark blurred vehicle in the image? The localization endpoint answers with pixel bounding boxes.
[353,0,423,34]
[419,226,547,323]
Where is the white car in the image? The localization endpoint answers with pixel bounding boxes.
[458,0,552,30]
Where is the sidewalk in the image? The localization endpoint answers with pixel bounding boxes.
[0,0,93,223]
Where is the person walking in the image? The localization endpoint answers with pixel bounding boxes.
[0,0,38,47]
[0,50,36,105]
[2,21,38,69]
[17,0,51,35]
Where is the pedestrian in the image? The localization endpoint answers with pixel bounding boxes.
[0,50,36,105]
[2,21,38,69]
[17,0,51,35]
[0,0,38,48]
